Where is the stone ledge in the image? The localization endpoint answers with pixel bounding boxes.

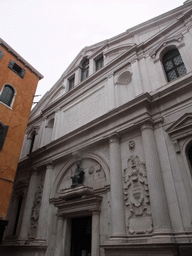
[1,239,47,249]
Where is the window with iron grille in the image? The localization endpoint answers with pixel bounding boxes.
[162,48,186,82]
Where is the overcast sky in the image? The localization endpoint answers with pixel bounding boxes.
[1,0,184,102]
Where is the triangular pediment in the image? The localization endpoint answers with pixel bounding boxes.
[66,42,107,75]
[166,113,192,140]
[47,85,65,105]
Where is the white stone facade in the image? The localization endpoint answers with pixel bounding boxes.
[2,1,192,255]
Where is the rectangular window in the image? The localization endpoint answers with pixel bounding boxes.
[81,59,89,81]
[8,60,26,78]
[95,55,103,71]
[68,76,75,91]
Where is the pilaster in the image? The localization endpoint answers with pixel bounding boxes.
[52,108,61,141]
[54,217,65,256]
[89,58,94,75]
[109,133,126,238]
[140,122,172,235]
[92,211,100,256]
[36,163,54,240]
[131,58,143,95]
[106,73,115,111]
[19,170,38,240]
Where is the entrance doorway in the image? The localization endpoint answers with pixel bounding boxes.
[70,216,92,256]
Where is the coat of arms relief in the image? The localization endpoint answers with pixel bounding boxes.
[123,142,153,234]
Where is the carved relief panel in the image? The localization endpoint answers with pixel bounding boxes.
[58,159,107,192]
[123,141,153,234]
[28,172,45,239]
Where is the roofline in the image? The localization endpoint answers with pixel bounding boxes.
[53,1,190,83]
[0,38,44,80]
[84,1,191,50]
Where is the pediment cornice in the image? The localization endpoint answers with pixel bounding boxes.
[104,44,135,57]
[166,113,192,141]
[149,34,184,59]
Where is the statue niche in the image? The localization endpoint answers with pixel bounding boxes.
[71,163,85,188]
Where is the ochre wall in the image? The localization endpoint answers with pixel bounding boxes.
[0,44,40,220]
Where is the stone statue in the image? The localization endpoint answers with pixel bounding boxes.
[71,163,85,187]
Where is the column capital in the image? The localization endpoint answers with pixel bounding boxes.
[55,108,61,114]
[92,210,100,216]
[140,121,153,132]
[46,162,54,169]
[57,216,63,221]
[107,72,114,79]
[109,133,120,144]
[29,168,38,175]
[72,150,82,159]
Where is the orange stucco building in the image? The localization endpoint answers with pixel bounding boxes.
[0,39,43,241]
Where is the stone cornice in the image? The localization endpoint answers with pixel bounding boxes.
[165,113,192,144]
[137,8,192,55]
[50,186,102,217]
[19,94,152,168]
[151,71,192,105]
[104,44,135,57]
[126,4,192,37]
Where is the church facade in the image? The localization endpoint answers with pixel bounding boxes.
[2,1,192,255]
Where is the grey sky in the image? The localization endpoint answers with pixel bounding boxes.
[1,0,184,101]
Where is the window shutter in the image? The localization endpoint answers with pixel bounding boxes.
[0,125,9,151]
[0,50,4,61]
[8,59,14,69]
[20,68,26,78]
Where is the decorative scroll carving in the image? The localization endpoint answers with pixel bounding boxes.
[123,155,153,234]
[28,175,44,239]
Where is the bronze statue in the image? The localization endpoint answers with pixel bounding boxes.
[71,163,85,187]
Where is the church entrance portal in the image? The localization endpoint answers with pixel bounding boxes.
[70,216,92,256]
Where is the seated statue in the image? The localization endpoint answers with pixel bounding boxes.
[71,163,85,187]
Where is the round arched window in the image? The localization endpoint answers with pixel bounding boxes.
[162,48,186,82]
[0,84,15,106]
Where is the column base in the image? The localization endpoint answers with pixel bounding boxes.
[110,233,127,242]
[101,243,192,256]
[1,238,47,248]
[150,230,175,243]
